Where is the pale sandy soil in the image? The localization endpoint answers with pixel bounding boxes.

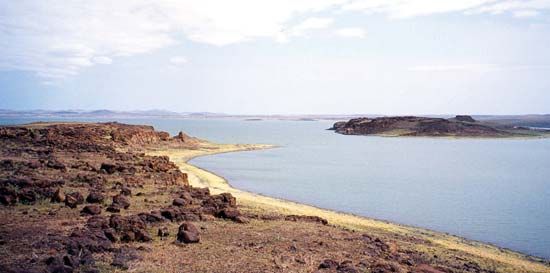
[149,141,550,273]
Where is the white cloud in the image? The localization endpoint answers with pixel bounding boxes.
[408,64,501,73]
[281,17,334,40]
[92,57,113,65]
[169,56,188,66]
[342,0,499,18]
[0,0,346,80]
[513,10,540,18]
[334,28,366,38]
[472,0,550,15]
[408,64,550,73]
[2,0,550,81]
[342,0,550,18]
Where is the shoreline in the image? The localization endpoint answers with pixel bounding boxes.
[150,142,550,273]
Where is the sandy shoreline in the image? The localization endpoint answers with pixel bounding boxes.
[150,142,550,273]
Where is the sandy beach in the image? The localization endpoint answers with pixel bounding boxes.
[150,141,550,273]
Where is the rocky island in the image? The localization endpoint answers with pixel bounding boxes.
[330,115,548,138]
[1,122,548,273]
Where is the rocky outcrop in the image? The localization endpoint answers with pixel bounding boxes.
[330,116,515,137]
[0,122,246,272]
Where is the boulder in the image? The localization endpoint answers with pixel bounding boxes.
[217,208,241,220]
[177,222,200,244]
[65,192,84,208]
[172,198,186,207]
[106,204,121,213]
[81,205,102,215]
[86,192,104,203]
[138,211,164,223]
[160,207,178,220]
[100,163,117,174]
[112,194,130,209]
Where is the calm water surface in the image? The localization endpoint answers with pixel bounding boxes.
[2,118,550,258]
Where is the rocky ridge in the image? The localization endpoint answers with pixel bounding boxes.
[330,115,527,137]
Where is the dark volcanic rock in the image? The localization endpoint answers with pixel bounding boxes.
[172,198,187,207]
[86,192,104,203]
[100,163,117,174]
[106,204,121,213]
[81,205,102,215]
[65,192,84,208]
[217,208,241,220]
[112,194,130,209]
[177,222,200,243]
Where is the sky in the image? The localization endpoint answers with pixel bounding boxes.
[1,0,550,115]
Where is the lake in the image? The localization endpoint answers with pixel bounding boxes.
[2,117,550,259]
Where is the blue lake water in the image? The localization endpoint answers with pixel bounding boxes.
[2,117,550,259]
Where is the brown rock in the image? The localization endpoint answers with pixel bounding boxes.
[172,198,186,207]
[177,222,200,243]
[81,205,102,215]
[65,192,84,208]
[100,163,117,174]
[106,204,121,213]
[112,194,130,209]
[51,188,65,203]
[217,208,241,220]
[86,192,104,203]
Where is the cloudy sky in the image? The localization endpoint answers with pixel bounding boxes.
[1,0,550,115]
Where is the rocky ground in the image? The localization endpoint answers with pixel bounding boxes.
[329,116,548,137]
[0,122,548,273]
